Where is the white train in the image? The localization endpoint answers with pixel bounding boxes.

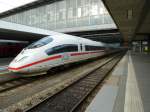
[8,32,116,76]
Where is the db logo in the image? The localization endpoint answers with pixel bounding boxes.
[62,53,69,60]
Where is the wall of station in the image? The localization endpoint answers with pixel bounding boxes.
[0,41,27,57]
[132,41,150,53]
[1,0,114,31]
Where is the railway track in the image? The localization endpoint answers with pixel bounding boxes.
[0,52,125,112]
[0,52,118,94]
[0,58,101,93]
[0,77,40,93]
[0,60,85,93]
[27,52,124,112]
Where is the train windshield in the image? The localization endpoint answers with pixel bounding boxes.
[26,36,53,49]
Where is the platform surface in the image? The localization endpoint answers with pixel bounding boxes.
[86,52,150,112]
[86,53,128,112]
[127,52,150,112]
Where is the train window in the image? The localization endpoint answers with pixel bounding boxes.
[85,45,104,51]
[45,44,78,55]
[26,36,53,49]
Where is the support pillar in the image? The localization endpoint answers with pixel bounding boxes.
[140,41,142,52]
[148,37,150,52]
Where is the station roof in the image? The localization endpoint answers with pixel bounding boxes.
[0,20,121,43]
[0,0,60,18]
[0,20,52,41]
[102,0,150,42]
[67,29,122,43]
[0,0,122,43]
[0,0,38,13]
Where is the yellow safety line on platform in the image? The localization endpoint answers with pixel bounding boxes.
[124,52,144,112]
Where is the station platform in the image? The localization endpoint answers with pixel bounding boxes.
[85,51,150,112]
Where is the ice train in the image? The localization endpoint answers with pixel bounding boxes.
[8,32,118,76]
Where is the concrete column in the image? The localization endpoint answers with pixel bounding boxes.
[140,41,143,52]
[148,37,150,52]
[123,41,128,47]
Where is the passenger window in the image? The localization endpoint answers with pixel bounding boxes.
[85,45,104,51]
[45,44,78,55]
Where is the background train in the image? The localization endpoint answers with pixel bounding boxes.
[8,32,121,76]
[0,40,28,58]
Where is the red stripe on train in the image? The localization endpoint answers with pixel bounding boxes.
[8,51,104,70]
[70,50,104,56]
[8,55,62,70]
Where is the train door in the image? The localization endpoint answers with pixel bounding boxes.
[62,44,78,64]
[76,43,83,61]
[80,43,87,60]
[81,44,85,52]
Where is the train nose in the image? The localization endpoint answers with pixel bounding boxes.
[8,62,21,72]
[8,64,29,73]
[8,56,29,73]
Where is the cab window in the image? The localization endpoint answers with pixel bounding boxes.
[26,36,53,49]
[85,45,105,51]
[45,44,78,55]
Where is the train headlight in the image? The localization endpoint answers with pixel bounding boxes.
[16,56,28,62]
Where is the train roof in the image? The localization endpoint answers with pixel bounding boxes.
[48,32,106,46]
